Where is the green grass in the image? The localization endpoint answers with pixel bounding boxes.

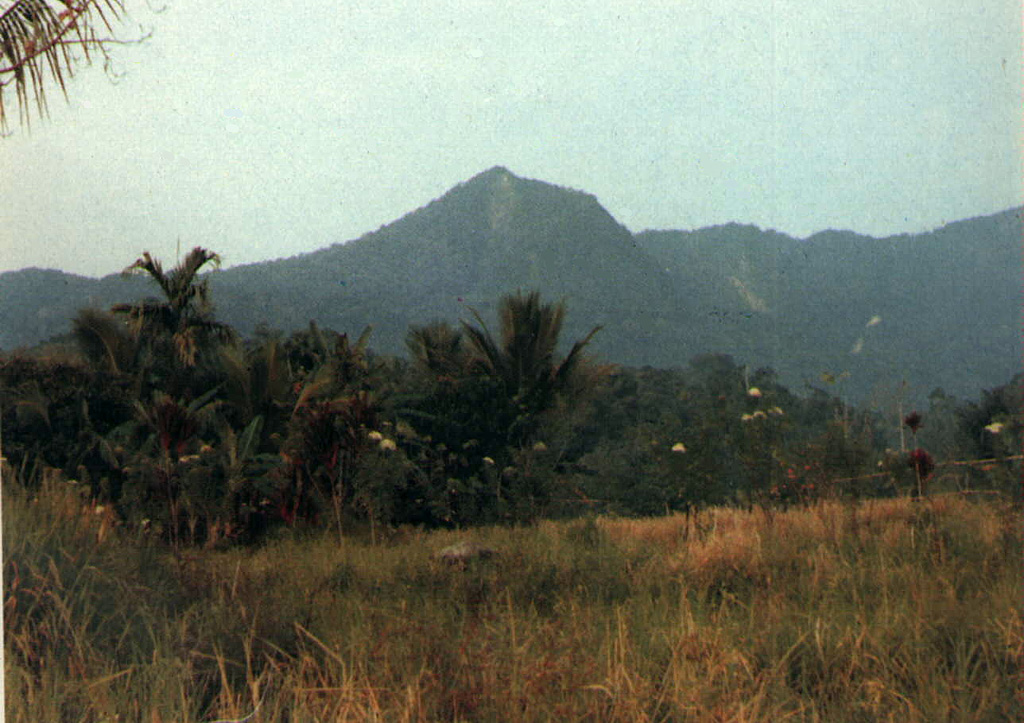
[5,476,1022,721]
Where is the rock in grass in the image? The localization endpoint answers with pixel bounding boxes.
[438,541,498,565]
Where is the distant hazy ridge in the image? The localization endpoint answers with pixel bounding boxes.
[2,167,1020,403]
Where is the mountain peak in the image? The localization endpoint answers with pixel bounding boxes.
[474,165,515,180]
[458,166,595,202]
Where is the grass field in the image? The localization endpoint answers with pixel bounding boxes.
[4,476,1022,721]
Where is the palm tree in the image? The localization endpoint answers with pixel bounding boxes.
[127,387,221,548]
[113,247,235,369]
[406,321,469,379]
[400,292,602,524]
[71,307,138,376]
[461,290,601,441]
[218,337,291,429]
[0,0,131,129]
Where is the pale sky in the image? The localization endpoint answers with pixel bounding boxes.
[1,0,1021,277]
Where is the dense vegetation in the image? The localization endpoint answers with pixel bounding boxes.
[1,247,1020,546]
[3,246,1021,719]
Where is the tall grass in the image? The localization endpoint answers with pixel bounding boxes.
[5,474,1022,721]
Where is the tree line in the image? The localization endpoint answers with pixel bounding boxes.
[1,247,1019,548]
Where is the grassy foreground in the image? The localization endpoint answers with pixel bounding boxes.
[4,479,1022,721]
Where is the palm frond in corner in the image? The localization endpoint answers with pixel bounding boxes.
[0,0,131,130]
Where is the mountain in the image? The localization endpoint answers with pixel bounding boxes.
[0,268,150,352]
[634,207,1023,405]
[209,166,694,366]
[1,167,1020,404]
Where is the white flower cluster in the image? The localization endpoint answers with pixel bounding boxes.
[741,406,784,423]
[368,429,397,451]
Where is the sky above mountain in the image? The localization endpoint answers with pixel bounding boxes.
[2,0,1020,277]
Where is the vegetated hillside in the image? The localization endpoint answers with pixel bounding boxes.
[634,206,1023,406]
[1,166,1019,403]
[210,166,694,366]
[0,269,149,351]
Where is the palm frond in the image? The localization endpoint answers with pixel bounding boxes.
[0,0,127,130]
[236,414,264,462]
[111,297,175,336]
[352,324,373,354]
[169,247,221,310]
[553,325,602,391]
[292,364,335,413]
[122,251,172,300]
[218,342,253,418]
[175,324,233,368]
[307,320,329,357]
[71,307,136,374]
[461,308,506,381]
[254,338,291,406]
[406,321,467,377]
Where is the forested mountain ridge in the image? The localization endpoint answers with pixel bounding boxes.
[209,166,690,364]
[1,167,1020,403]
[633,205,1022,405]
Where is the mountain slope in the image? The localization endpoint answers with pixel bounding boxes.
[634,207,1022,403]
[211,166,696,365]
[0,269,149,351]
[1,167,1019,404]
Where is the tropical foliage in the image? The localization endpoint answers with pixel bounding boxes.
[1,248,1021,551]
[0,0,134,129]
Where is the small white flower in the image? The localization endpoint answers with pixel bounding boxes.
[984,422,1005,434]
[379,438,397,452]
[747,387,762,398]
[367,430,384,442]
[671,442,687,453]
[741,413,754,422]
[752,410,767,419]
[769,406,785,416]
[482,456,495,465]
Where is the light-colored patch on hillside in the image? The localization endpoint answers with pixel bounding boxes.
[728,276,769,312]
[488,171,518,233]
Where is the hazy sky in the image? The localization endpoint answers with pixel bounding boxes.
[2,0,1020,277]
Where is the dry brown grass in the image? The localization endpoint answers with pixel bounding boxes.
[6,484,1021,721]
